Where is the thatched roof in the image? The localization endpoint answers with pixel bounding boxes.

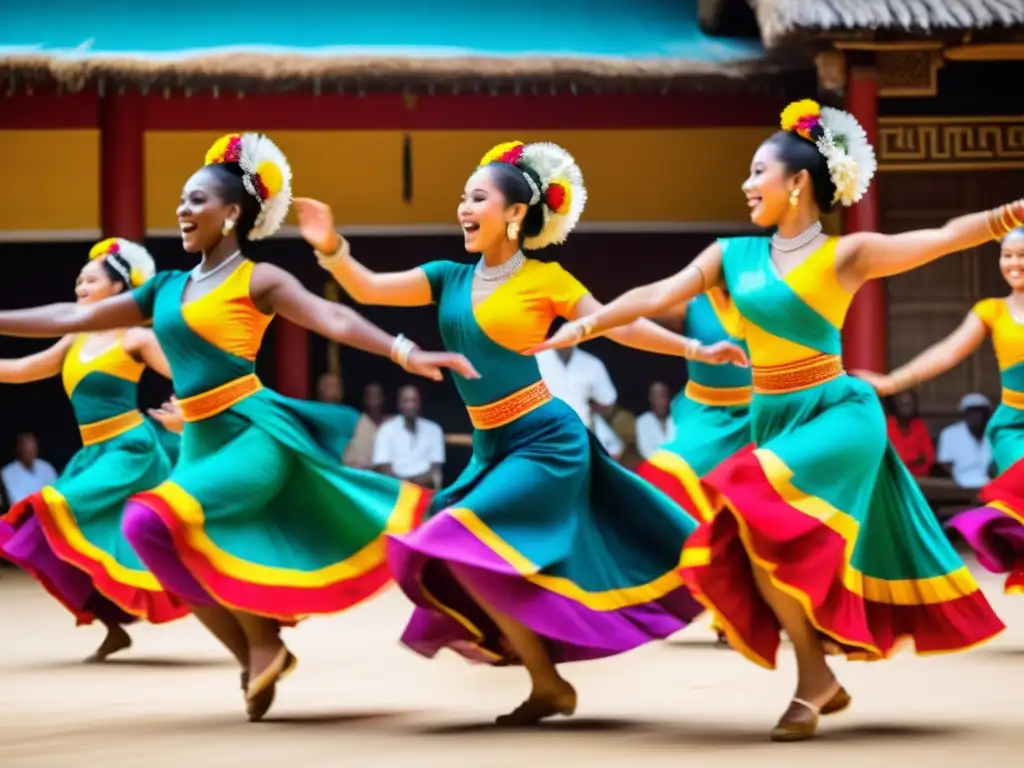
[0,3,801,93]
[748,0,1024,48]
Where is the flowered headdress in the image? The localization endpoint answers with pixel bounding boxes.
[478,140,587,250]
[88,238,156,288]
[204,133,293,240]
[780,99,877,207]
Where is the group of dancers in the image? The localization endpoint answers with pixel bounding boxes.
[0,98,1021,742]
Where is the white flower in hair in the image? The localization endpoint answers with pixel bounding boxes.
[816,107,877,207]
[88,238,156,287]
[204,132,293,241]
[519,142,588,250]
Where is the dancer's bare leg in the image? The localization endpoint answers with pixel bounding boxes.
[232,611,294,722]
[750,564,847,740]
[85,621,132,662]
[452,570,576,725]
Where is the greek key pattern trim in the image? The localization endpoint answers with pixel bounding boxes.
[878,118,1024,171]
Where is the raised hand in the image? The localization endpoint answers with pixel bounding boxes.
[690,340,750,367]
[294,197,339,253]
[405,350,481,382]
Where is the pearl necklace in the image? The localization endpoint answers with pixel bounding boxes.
[771,221,823,253]
[476,250,525,282]
[191,251,242,283]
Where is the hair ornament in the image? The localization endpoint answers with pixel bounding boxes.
[88,238,156,287]
[780,99,877,207]
[204,132,293,240]
[479,140,587,249]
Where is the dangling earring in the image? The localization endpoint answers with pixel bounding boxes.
[789,188,801,208]
[506,221,520,241]
[221,219,236,236]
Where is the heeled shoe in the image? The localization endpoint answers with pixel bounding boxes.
[769,686,851,742]
[495,687,577,727]
[245,647,298,722]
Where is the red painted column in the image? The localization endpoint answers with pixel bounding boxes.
[275,319,310,399]
[841,67,886,372]
[100,90,144,241]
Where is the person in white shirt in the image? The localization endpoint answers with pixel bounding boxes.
[372,385,446,489]
[1,432,57,506]
[535,346,623,457]
[636,381,676,460]
[937,393,994,489]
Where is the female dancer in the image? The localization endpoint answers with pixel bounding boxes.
[637,289,752,646]
[858,226,1024,595]
[0,132,476,720]
[295,139,748,725]
[0,239,187,661]
[532,100,1008,741]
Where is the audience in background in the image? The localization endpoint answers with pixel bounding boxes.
[886,389,935,478]
[1,432,57,506]
[636,381,676,460]
[316,371,344,404]
[937,393,993,489]
[344,382,388,470]
[602,403,640,469]
[372,385,445,489]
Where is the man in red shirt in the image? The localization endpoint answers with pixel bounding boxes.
[886,389,935,478]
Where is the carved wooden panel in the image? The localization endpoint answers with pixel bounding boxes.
[876,50,943,98]
[878,117,1024,171]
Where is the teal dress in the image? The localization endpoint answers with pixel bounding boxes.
[386,257,703,664]
[121,260,429,620]
[0,333,186,624]
[947,297,1024,594]
[680,236,1004,669]
[636,289,752,523]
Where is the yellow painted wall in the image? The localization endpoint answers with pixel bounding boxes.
[144,128,770,229]
[0,130,101,231]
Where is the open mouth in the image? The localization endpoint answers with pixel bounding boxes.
[746,197,762,209]
[461,221,480,234]
[179,222,198,234]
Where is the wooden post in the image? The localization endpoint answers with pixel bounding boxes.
[100,90,144,240]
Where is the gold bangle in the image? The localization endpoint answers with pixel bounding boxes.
[986,210,1005,241]
[579,316,598,339]
[1007,201,1024,229]
[687,263,707,291]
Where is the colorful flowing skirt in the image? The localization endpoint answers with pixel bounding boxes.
[122,387,429,621]
[0,418,187,624]
[637,395,751,524]
[387,396,704,665]
[680,371,1004,669]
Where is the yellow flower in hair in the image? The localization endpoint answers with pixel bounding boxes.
[255,160,284,200]
[479,141,525,167]
[130,267,144,287]
[780,99,822,139]
[205,133,242,166]
[89,238,118,260]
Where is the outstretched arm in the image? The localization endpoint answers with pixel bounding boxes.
[0,293,145,339]
[842,199,1024,283]
[251,263,478,382]
[854,311,987,396]
[0,335,75,384]
[123,327,172,379]
[566,294,748,366]
[295,197,433,306]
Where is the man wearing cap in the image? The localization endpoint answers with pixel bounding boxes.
[937,393,994,489]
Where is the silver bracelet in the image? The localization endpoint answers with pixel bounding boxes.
[682,338,700,359]
[314,237,350,269]
[390,333,417,369]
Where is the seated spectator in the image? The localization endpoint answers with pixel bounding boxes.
[886,389,934,478]
[937,393,993,489]
[343,382,388,469]
[1,432,57,506]
[316,371,344,404]
[636,381,676,460]
[372,385,445,489]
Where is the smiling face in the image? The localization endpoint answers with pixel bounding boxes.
[1000,229,1024,291]
[457,166,526,254]
[176,167,242,253]
[75,259,121,304]
[741,141,804,228]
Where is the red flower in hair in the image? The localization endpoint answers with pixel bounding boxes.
[108,242,120,254]
[546,184,566,212]
[498,144,525,165]
[253,174,270,201]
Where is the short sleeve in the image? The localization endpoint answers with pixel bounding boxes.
[546,263,590,318]
[428,422,446,464]
[972,298,1000,330]
[419,261,458,304]
[130,272,172,322]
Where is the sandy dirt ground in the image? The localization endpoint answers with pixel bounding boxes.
[1,562,1021,767]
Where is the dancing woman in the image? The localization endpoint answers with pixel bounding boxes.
[637,289,751,524]
[533,100,1008,741]
[859,226,1024,595]
[0,132,476,720]
[295,140,747,725]
[0,239,187,661]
